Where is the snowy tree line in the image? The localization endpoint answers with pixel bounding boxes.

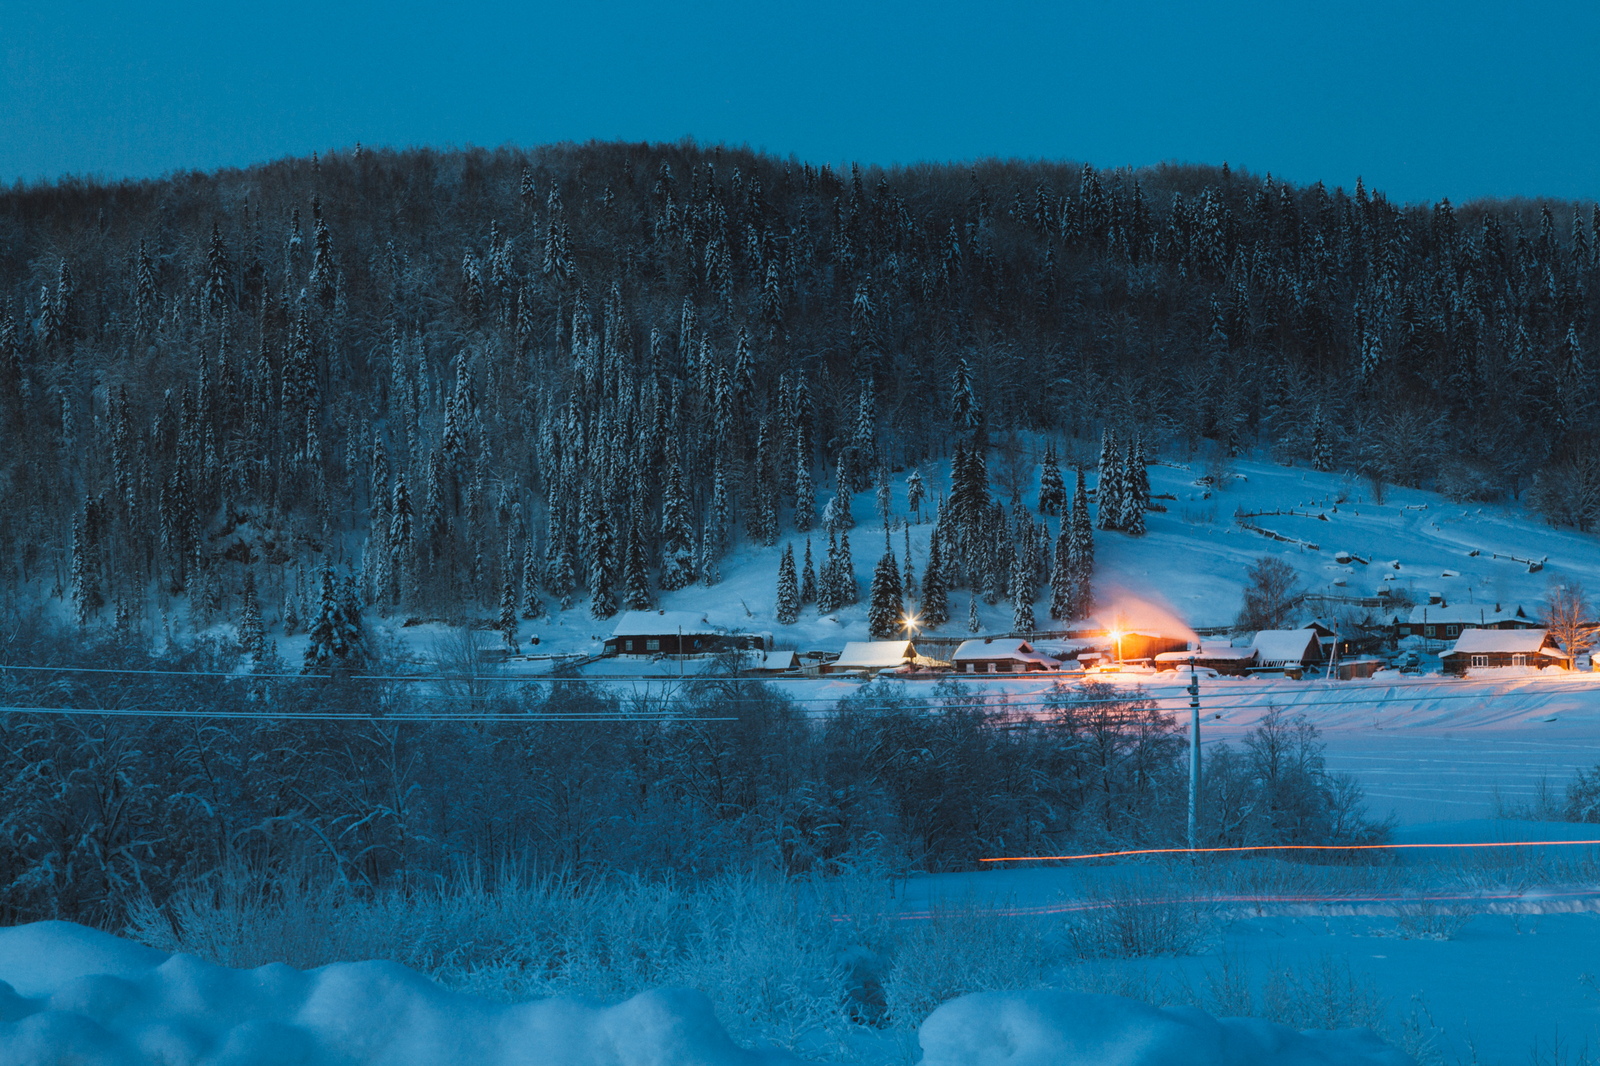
[0,142,1596,639]
[0,625,1383,926]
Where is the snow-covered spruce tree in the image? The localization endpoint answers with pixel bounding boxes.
[775,543,800,625]
[498,554,520,653]
[867,538,903,639]
[588,504,618,619]
[238,572,266,658]
[902,525,917,602]
[800,538,817,605]
[1130,433,1151,511]
[623,509,653,611]
[1038,444,1065,515]
[818,532,840,613]
[1049,525,1073,621]
[700,526,718,588]
[920,531,949,626]
[794,446,815,533]
[710,459,730,555]
[906,468,926,523]
[1069,472,1096,619]
[1011,548,1036,633]
[968,593,981,633]
[875,459,892,528]
[1119,447,1147,535]
[833,458,856,530]
[303,564,365,675]
[1095,429,1116,530]
[520,541,544,619]
[658,456,695,590]
[1310,406,1333,471]
[837,530,857,605]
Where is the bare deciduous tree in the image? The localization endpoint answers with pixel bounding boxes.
[1236,556,1301,633]
[1542,580,1599,670]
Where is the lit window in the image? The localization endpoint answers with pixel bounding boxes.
[1513,654,1527,667]
[1471,655,1487,669]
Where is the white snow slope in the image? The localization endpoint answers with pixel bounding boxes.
[0,921,1409,1066]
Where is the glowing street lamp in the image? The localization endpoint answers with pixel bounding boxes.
[900,610,922,639]
[1108,628,1124,666]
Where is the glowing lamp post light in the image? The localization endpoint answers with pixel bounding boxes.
[1108,629,1124,667]
[900,611,921,639]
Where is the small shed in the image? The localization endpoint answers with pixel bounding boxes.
[823,640,919,675]
[1441,629,1567,675]
[1249,630,1325,671]
[952,638,1061,674]
[1154,642,1257,676]
[1335,659,1384,680]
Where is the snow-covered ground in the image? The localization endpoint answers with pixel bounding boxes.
[29,452,1596,1065]
[0,920,1411,1065]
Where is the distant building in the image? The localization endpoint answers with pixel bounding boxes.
[1397,603,1536,641]
[602,611,768,657]
[1441,629,1567,675]
[951,638,1061,674]
[822,640,920,675]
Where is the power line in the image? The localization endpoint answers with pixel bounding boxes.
[0,705,736,723]
[981,839,1600,863]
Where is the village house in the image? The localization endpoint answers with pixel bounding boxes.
[1440,629,1567,675]
[602,611,768,658]
[951,638,1061,674]
[1248,629,1325,677]
[821,640,920,676]
[1396,603,1536,641]
[1154,642,1257,676]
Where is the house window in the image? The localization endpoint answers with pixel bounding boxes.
[1425,625,1436,637]
[966,663,976,673]
[624,640,634,652]
[1471,655,1488,669]
[1513,654,1527,667]
[988,663,997,673]
[646,639,660,652]
[1446,625,1459,637]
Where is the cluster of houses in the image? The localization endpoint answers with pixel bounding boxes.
[596,606,1581,680]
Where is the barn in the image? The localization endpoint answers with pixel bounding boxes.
[951,638,1061,674]
[1441,629,1567,675]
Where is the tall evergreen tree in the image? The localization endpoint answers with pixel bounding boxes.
[920,531,949,627]
[1038,444,1065,515]
[1011,546,1036,633]
[775,543,800,625]
[837,530,857,605]
[867,536,903,639]
[623,508,653,610]
[588,506,618,619]
[1049,525,1074,621]
[800,538,817,605]
[498,542,521,652]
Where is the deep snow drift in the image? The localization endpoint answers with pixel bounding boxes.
[0,921,1410,1066]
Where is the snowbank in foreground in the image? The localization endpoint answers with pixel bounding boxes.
[0,922,1410,1066]
[919,992,1411,1066]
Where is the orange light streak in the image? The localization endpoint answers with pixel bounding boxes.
[981,840,1600,862]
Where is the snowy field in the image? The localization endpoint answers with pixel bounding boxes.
[11,454,1600,1065]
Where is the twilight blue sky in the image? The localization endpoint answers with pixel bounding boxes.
[4,0,1597,205]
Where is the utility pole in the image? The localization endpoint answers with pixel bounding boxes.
[1187,655,1201,853]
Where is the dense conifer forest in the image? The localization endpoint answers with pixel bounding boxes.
[1,141,1596,640]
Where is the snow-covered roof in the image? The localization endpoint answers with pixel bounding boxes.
[1155,647,1256,663]
[1249,630,1321,664]
[951,639,1059,665]
[1444,628,1561,656]
[609,611,716,638]
[833,640,916,668]
[1407,604,1529,626]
